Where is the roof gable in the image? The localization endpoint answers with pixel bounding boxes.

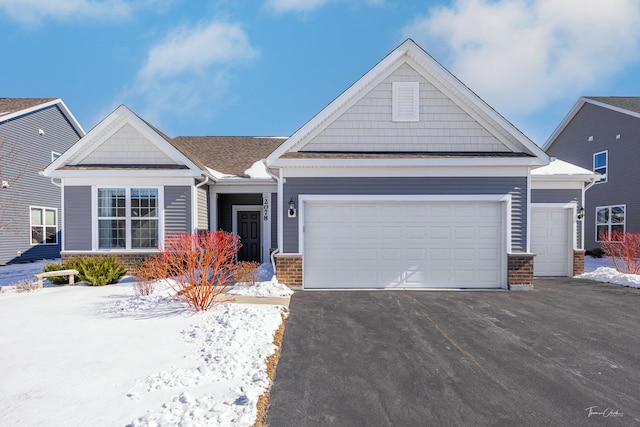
[543,97,640,151]
[0,98,85,136]
[43,105,201,177]
[267,39,548,165]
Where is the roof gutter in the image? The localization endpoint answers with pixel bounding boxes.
[195,174,210,188]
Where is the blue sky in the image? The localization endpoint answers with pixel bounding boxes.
[2,0,640,146]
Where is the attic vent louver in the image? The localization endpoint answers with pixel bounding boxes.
[392,82,419,122]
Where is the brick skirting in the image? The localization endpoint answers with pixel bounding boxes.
[275,254,302,287]
[61,252,153,274]
[508,254,534,288]
[573,249,585,276]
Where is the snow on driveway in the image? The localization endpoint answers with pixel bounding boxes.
[0,276,287,426]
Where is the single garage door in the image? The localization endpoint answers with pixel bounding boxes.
[303,200,505,289]
[531,207,570,276]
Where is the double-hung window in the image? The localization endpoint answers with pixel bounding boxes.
[596,205,625,241]
[593,151,607,183]
[98,188,159,249]
[30,207,57,245]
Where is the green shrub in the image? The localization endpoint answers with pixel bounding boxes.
[72,256,126,286]
[43,261,78,285]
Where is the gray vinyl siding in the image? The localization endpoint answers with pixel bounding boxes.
[196,186,208,231]
[217,193,262,233]
[282,177,527,253]
[63,186,92,250]
[302,63,514,153]
[0,104,82,264]
[531,189,582,249]
[164,186,191,234]
[271,192,277,249]
[546,102,640,249]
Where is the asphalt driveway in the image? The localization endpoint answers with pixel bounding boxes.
[267,278,640,426]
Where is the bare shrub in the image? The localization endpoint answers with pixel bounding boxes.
[0,286,5,294]
[142,231,241,311]
[15,278,39,293]
[133,257,159,296]
[235,261,260,286]
[599,231,640,274]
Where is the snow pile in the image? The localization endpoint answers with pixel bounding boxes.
[229,277,294,297]
[579,266,640,289]
[243,160,271,179]
[578,256,640,289]
[228,262,294,297]
[129,303,284,426]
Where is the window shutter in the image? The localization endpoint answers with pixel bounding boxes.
[392,82,419,122]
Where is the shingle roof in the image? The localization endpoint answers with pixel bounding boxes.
[0,98,57,117]
[170,136,287,177]
[585,97,640,114]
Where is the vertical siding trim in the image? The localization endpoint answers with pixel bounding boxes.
[262,192,271,262]
[526,172,532,253]
[277,168,284,251]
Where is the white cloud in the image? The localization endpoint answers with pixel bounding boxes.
[128,20,258,132]
[265,0,383,14]
[266,0,330,13]
[403,0,640,116]
[0,0,168,24]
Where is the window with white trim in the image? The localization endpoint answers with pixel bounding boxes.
[593,150,607,183]
[392,82,419,122]
[596,204,625,241]
[98,188,159,249]
[51,151,61,162]
[30,207,57,245]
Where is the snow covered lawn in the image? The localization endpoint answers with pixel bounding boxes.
[0,261,290,426]
[578,256,640,289]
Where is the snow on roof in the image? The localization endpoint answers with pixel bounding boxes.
[531,159,597,177]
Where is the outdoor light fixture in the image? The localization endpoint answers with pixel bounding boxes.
[577,207,585,220]
[288,198,297,218]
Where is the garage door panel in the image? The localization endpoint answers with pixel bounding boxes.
[304,200,504,289]
[531,208,570,276]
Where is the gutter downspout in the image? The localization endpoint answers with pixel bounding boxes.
[581,176,600,250]
[192,175,210,234]
[262,160,280,274]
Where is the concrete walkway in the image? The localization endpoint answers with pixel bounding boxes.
[267,278,640,426]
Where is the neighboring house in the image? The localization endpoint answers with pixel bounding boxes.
[43,39,596,289]
[544,97,640,252]
[0,98,85,265]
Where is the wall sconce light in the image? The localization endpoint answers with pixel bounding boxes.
[288,198,297,218]
[577,207,585,220]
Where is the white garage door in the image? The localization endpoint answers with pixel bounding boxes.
[531,208,570,276]
[303,200,505,289]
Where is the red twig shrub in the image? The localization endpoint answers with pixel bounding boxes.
[599,231,640,274]
[140,231,241,311]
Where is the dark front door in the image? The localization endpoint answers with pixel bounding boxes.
[237,211,261,262]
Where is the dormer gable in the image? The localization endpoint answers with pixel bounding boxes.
[43,105,202,178]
